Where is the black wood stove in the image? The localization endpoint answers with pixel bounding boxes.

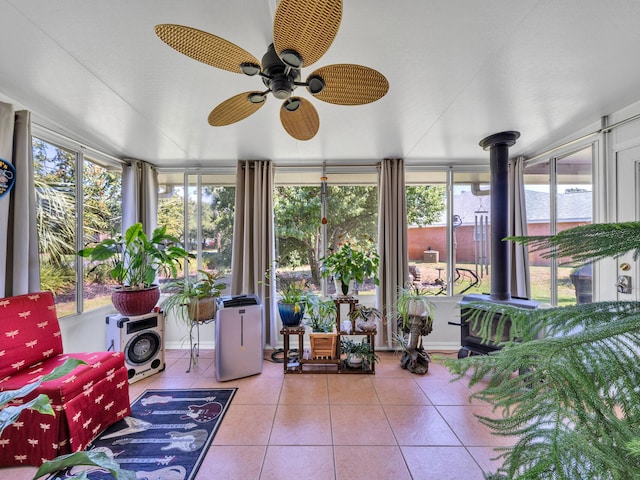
[452,131,537,358]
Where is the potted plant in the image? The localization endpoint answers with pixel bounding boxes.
[78,222,192,316]
[161,269,227,323]
[320,241,380,296]
[305,294,338,359]
[340,337,379,370]
[264,259,310,327]
[348,304,382,332]
[305,294,337,333]
[395,283,435,374]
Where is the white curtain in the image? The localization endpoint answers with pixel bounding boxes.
[121,159,158,234]
[230,160,276,347]
[0,102,39,297]
[509,156,531,298]
[377,158,408,348]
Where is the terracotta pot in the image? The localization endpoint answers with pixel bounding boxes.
[111,286,160,316]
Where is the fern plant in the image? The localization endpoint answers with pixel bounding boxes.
[446,222,640,479]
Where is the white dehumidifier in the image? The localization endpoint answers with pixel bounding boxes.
[215,294,263,381]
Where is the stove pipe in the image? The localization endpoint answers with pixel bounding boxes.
[479,131,520,302]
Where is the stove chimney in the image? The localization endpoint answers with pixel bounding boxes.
[479,131,520,302]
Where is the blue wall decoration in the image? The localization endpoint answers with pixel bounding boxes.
[0,158,15,199]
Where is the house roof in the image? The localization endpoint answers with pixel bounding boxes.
[424,189,592,227]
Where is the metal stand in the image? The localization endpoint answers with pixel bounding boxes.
[187,317,215,373]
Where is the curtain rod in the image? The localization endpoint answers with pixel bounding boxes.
[272,162,381,169]
[525,111,640,163]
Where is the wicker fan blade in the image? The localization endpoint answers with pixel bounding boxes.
[208,92,266,126]
[273,0,342,67]
[280,97,319,141]
[155,24,259,74]
[308,64,389,105]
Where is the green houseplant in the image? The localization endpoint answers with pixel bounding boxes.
[161,269,227,323]
[264,259,310,327]
[348,304,382,332]
[445,222,640,479]
[320,242,380,296]
[305,294,338,359]
[340,337,379,370]
[78,223,192,316]
[395,283,435,374]
[305,294,337,333]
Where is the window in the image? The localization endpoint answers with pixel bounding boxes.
[33,137,122,317]
[406,169,490,297]
[273,169,378,299]
[524,146,593,306]
[451,177,491,295]
[157,173,235,286]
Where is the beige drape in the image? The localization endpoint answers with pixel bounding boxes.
[509,156,531,298]
[377,158,408,347]
[0,103,39,297]
[230,160,276,347]
[122,159,158,234]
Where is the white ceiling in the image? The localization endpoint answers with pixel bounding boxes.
[1,0,640,168]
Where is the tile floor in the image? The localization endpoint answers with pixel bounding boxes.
[2,349,511,480]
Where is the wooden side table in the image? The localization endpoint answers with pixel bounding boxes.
[280,325,305,373]
[333,296,359,331]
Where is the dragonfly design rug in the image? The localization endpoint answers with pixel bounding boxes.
[54,388,236,480]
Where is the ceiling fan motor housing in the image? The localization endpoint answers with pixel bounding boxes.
[261,44,301,99]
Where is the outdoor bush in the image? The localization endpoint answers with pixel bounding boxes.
[39,262,75,295]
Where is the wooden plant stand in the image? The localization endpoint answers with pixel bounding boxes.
[280,326,376,375]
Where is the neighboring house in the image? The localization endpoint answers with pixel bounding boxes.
[408,189,592,265]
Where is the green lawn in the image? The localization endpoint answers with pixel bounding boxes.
[410,262,582,306]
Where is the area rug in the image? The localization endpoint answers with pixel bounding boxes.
[54,388,236,480]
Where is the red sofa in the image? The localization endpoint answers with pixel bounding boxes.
[0,292,131,466]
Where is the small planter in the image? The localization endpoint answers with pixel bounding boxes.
[334,278,355,297]
[349,305,382,332]
[188,297,217,322]
[408,299,429,317]
[278,301,306,327]
[346,354,363,369]
[310,332,338,359]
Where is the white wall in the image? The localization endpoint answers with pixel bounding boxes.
[59,305,115,353]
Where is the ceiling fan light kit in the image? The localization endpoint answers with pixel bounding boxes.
[155,0,388,140]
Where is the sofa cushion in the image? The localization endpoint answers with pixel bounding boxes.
[0,351,128,405]
[0,291,62,379]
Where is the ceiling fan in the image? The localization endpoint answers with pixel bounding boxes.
[154,0,389,141]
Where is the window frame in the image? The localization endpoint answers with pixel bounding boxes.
[406,165,492,297]
[32,125,125,316]
[524,142,596,306]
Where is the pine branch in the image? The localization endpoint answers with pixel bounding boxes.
[508,221,640,265]
[446,301,640,479]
